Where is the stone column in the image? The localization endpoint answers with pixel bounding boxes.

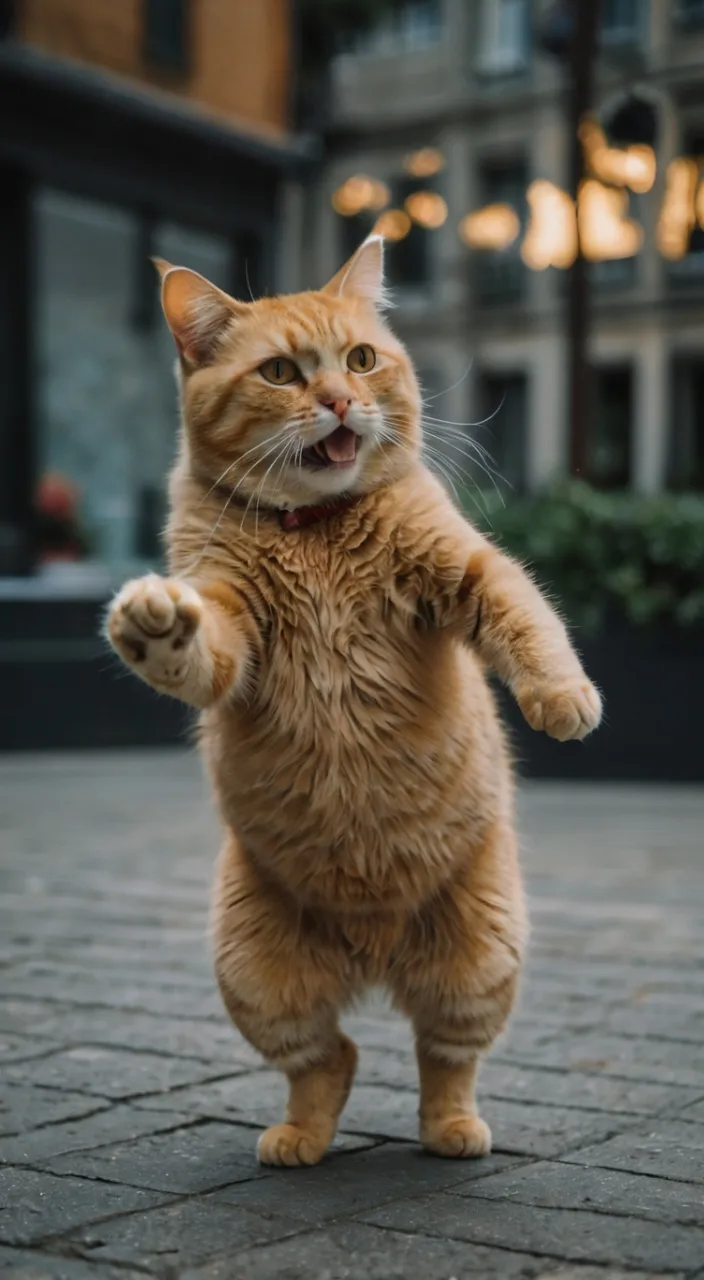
[633,330,668,493]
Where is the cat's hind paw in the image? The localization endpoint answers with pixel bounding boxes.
[421,1115,492,1159]
[257,1123,329,1167]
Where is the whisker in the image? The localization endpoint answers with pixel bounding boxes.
[421,395,507,431]
[380,411,506,498]
[240,437,294,535]
[422,433,508,507]
[198,427,292,505]
[193,433,295,566]
[244,259,256,304]
[421,359,474,406]
[420,443,466,504]
[420,427,509,489]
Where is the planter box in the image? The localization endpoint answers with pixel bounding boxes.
[495,621,704,783]
[0,597,191,751]
[2,599,700,780]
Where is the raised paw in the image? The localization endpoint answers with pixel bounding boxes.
[517,676,602,742]
[421,1115,492,1159]
[107,574,203,690]
[257,1123,329,1168]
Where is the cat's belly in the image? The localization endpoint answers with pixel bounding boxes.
[205,636,509,912]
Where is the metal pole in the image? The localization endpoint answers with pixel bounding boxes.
[567,0,602,478]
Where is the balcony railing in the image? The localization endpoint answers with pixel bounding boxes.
[668,252,704,286]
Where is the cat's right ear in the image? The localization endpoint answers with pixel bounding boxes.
[152,260,248,367]
[321,236,389,308]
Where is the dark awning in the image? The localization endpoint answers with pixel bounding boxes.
[0,41,319,234]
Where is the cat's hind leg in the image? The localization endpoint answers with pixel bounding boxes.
[212,832,357,1167]
[389,821,526,1158]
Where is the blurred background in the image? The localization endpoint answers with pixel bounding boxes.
[0,0,702,780]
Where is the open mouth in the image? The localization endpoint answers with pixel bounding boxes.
[301,425,360,470]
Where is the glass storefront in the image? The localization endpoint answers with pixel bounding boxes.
[34,189,230,585]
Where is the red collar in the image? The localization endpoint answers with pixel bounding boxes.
[278,496,356,532]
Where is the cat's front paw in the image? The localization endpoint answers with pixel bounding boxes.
[517,677,602,742]
[107,574,202,689]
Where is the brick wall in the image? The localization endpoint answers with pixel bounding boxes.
[19,0,290,134]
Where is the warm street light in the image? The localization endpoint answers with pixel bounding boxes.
[404,190,448,228]
[404,147,445,177]
[459,203,520,250]
[373,209,412,239]
[331,175,390,215]
[657,157,700,260]
[580,117,656,193]
[521,181,578,269]
[579,179,644,261]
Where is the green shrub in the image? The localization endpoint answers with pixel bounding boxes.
[465,482,704,631]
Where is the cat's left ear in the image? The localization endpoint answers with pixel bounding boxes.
[321,236,389,308]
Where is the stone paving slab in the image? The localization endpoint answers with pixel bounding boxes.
[0,1249,147,1279]
[58,1194,302,1271]
[453,1160,704,1225]
[0,1106,197,1166]
[0,1166,172,1246]
[2,752,704,1278]
[46,1122,376,1195]
[0,1086,112,1139]
[3,1046,244,1100]
[189,1248,686,1280]
[562,1120,704,1183]
[355,1194,704,1272]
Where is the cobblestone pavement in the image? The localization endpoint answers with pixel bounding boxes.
[2,752,704,1279]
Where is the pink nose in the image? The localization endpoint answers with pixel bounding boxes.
[319,397,351,422]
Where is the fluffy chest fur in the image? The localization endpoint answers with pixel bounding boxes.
[196,497,507,913]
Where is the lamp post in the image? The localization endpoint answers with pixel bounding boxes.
[540,0,603,478]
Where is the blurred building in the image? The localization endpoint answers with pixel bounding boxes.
[309,0,704,497]
[0,0,310,747]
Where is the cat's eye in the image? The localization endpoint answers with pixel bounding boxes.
[347,344,376,374]
[259,357,300,385]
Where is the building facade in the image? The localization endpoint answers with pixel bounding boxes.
[0,0,310,747]
[307,0,704,499]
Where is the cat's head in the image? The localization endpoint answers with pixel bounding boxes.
[157,237,421,510]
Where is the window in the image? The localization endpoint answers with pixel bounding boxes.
[340,1,443,56]
[667,129,704,285]
[386,176,432,291]
[473,158,528,303]
[604,95,658,148]
[677,0,704,27]
[588,366,633,488]
[477,0,530,75]
[591,190,644,290]
[601,0,647,45]
[338,174,434,294]
[34,189,229,577]
[143,0,189,72]
[669,358,704,489]
[478,372,528,494]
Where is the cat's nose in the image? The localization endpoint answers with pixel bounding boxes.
[319,397,351,423]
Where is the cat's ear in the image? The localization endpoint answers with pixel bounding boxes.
[152,259,247,366]
[322,236,389,307]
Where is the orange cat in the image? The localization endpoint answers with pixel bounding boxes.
[107,237,601,1167]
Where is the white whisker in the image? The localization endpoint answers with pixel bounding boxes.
[421,394,506,431]
[421,359,474,406]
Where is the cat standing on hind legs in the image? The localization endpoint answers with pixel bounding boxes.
[107,236,602,1166]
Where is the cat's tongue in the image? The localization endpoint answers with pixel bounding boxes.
[322,425,357,463]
